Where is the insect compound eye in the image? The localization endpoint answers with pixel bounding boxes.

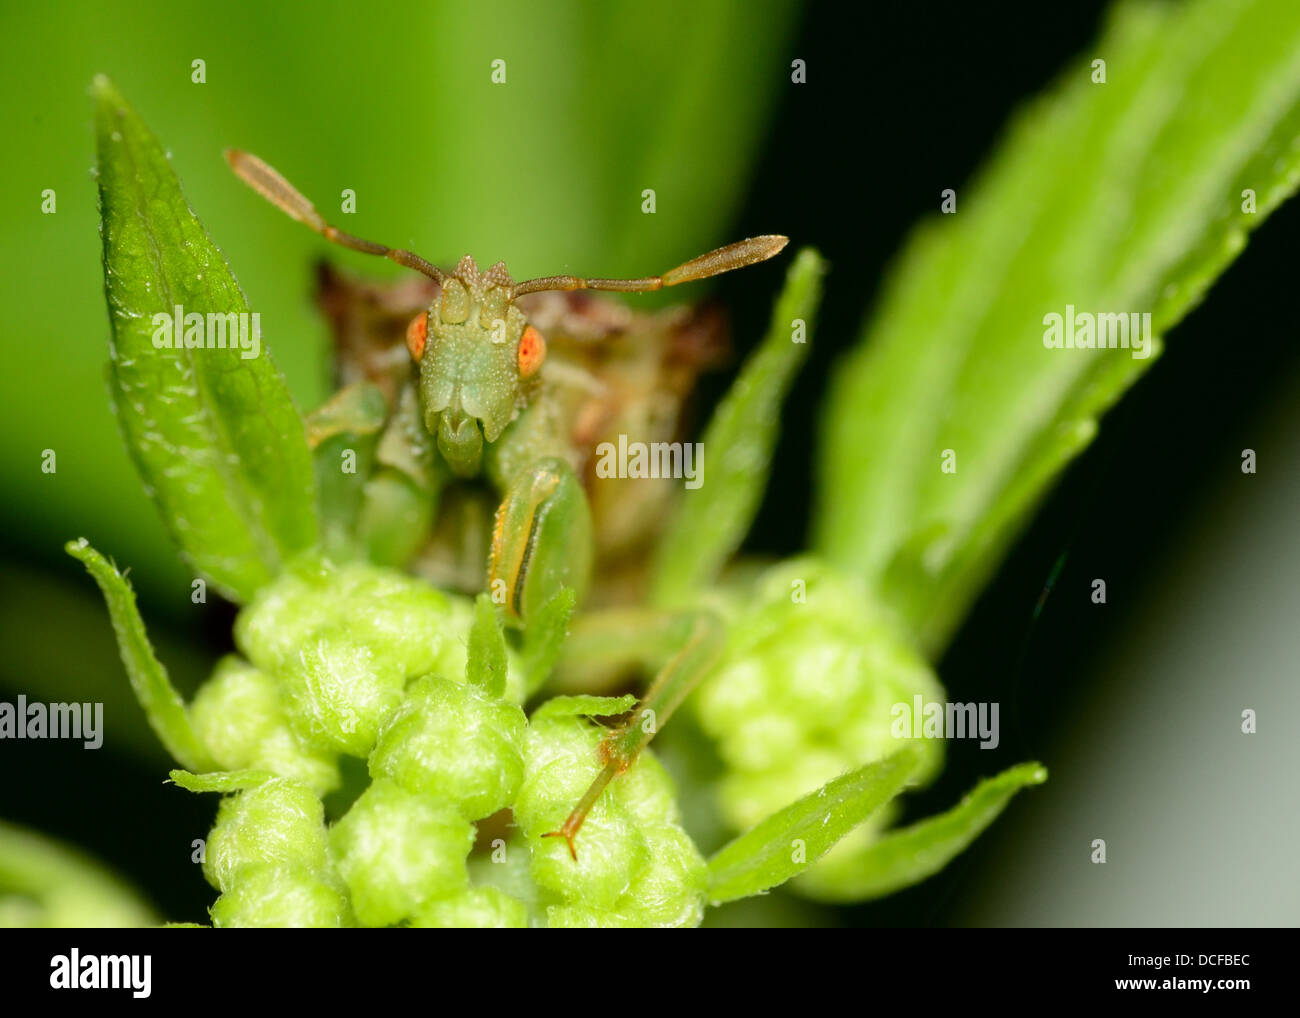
[517,325,546,379]
[406,311,428,361]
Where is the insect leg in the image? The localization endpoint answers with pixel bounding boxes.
[542,608,724,859]
[488,457,594,627]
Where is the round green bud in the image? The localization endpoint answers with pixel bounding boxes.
[368,676,526,821]
[280,633,407,757]
[335,568,455,679]
[189,656,339,794]
[231,567,339,670]
[409,886,528,928]
[527,800,649,912]
[232,561,525,754]
[608,746,680,827]
[210,863,349,928]
[614,825,707,928]
[545,904,642,928]
[203,779,329,893]
[328,778,474,927]
[235,560,452,678]
[512,714,606,833]
[515,715,652,912]
[694,557,946,832]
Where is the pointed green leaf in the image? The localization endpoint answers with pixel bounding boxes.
[168,768,276,793]
[466,592,507,699]
[531,694,638,722]
[706,746,921,905]
[93,76,317,603]
[65,539,215,772]
[652,248,826,608]
[522,586,576,695]
[814,0,1300,656]
[795,762,1047,902]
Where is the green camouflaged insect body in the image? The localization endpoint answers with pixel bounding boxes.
[228,147,784,630]
[228,145,788,855]
[416,255,539,478]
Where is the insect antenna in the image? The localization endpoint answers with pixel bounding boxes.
[510,235,788,298]
[225,149,447,284]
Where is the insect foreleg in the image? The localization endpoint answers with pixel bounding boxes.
[357,384,445,568]
[542,608,724,859]
[488,457,594,627]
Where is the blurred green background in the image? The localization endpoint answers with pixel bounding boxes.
[2,0,1296,926]
[2,0,797,601]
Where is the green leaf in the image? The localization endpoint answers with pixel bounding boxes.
[93,76,317,603]
[814,0,1300,656]
[169,768,276,793]
[65,539,215,772]
[522,586,576,695]
[652,247,827,607]
[531,694,638,722]
[466,592,507,699]
[706,746,921,905]
[0,559,211,768]
[795,762,1047,902]
[0,820,155,928]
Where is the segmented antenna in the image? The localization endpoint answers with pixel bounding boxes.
[227,149,789,300]
[511,235,788,298]
[225,150,447,284]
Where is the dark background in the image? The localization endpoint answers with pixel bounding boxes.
[730,0,1300,926]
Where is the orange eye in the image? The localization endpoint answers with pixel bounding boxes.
[518,325,546,378]
[406,311,428,361]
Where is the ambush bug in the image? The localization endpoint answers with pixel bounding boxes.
[313,260,732,604]
[227,149,787,856]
